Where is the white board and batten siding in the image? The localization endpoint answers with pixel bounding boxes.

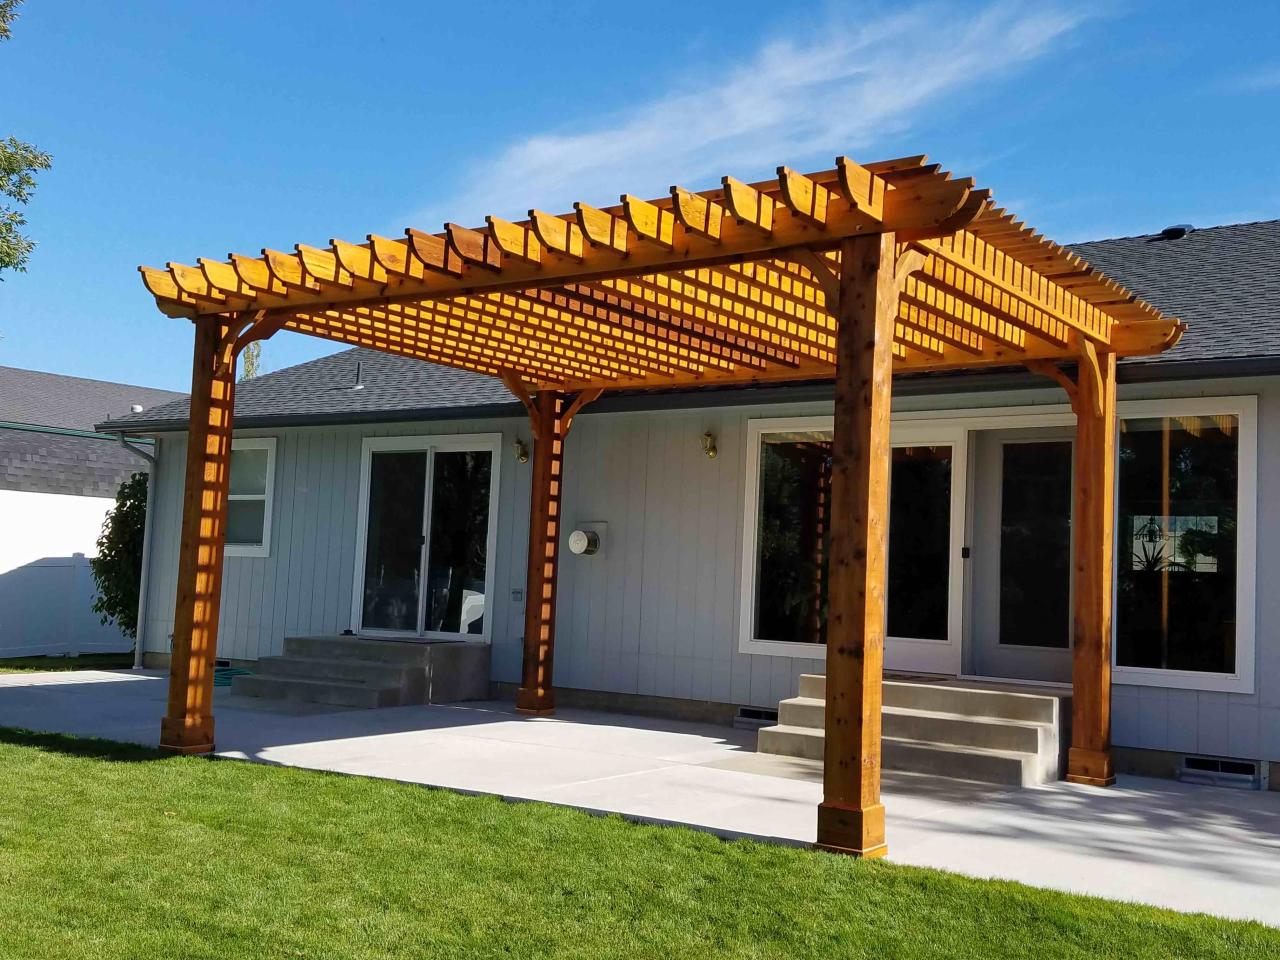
[139,376,1280,764]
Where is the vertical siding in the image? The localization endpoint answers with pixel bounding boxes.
[141,376,1280,759]
[142,417,528,666]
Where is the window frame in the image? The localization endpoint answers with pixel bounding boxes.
[1111,396,1257,694]
[737,416,967,668]
[350,433,503,642]
[736,396,1258,693]
[224,437,277,559]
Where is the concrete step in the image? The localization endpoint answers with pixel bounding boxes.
[756,724,1035,786]
[230,673,403,709]
[797,674,1061,724]
[777,695,1049,754]
[283,635,433,665]
[257,655,410,686]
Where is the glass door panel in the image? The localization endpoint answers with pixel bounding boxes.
[887,444,953,643]
[360,451,427,632]
[968,430,1073,682]
[424,450,493,635]
[998,441,1072,649]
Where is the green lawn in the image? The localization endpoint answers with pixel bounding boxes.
[0,652,133,674]
[0,729,1273,959]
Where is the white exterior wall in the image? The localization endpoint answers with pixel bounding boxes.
[0,488,114,574]
[139,374,1280,764]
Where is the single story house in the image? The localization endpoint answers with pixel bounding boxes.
[104,217,1277,790]
[0,365,182,657]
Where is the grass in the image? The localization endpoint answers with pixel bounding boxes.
[0,728,1274,960]
[0,652,133,674]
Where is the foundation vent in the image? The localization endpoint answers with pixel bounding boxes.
[1178,755,1260,790]
[734,706,779,731]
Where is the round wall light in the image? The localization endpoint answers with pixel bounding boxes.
[567,529,601,556]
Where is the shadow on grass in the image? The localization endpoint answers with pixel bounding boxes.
[0,726,168,763]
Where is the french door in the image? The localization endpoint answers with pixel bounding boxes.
[884,425,967,675]
[352,435,501,639]
[967,428,1074,682]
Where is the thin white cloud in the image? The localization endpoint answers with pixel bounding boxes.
[1226,63,1280,92]
[412,2,1088,226]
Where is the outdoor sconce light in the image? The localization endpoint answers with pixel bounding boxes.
[513,439,530,464]
[701,431,718,459]
[568,529,601,556]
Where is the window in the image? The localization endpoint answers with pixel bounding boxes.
[1113,398,1257,693]
[353,435,501,639]
[225,438,276,557]
[740,417,959,659]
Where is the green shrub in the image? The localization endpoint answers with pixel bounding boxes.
[89,471,148,639]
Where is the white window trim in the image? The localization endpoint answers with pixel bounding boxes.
[225,437,276,559]
[1110,395,1257,694]
[737,396,1259,694]
[738,415,967,672]
[350,433,503,643]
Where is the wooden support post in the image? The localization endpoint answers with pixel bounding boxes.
[159,316,238,754]
[1067,345,1118,786]
[515,391,567,715]
[817,233,897,857]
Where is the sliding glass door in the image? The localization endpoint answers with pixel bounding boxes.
[355,436,500,639]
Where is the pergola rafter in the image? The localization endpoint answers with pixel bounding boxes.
[139,151,1185,860]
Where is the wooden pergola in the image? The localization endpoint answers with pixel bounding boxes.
[140,154,1183,857]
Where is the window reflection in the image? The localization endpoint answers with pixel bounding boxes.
[1117,416,1238,673]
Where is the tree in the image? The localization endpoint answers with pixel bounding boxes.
[90,472,149,640]
[0,1,52,277]
[240,340,262,380]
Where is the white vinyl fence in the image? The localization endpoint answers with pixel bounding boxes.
[0,554,132,658]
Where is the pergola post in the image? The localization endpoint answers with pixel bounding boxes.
[159,316,238,754]
[817,233,898,857]
[1067,346,1118,785]
[516,390,567,715]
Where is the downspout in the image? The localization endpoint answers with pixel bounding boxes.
[116,434,158,670]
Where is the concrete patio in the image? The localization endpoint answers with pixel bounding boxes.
[1,667,1277,926]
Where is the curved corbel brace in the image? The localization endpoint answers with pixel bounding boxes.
[561,388,603,435]
[501,369,544,443]
[789,247,840,311]
[212,310,281,379]
[894,247,927,294]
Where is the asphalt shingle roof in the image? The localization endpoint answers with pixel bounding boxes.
[99,219,1280,432]
[1067,219,1280,365]
[0,366,184,431]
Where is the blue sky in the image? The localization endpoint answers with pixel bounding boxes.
[1,1,1277,390]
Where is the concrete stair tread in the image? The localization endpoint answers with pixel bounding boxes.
[259,655,409,675]
[231,673,403,709]
[778,696,1052,728]
[761,723,1034,755]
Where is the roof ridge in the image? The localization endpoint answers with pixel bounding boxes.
[1070,218,1280,247]
[0,364,185,395]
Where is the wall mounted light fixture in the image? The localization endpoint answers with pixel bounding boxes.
[513,439,530,464]
[701,432,718,459]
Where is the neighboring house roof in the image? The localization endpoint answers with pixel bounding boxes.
[100,219,1280,433]
[0,365,185,432]
[0,366,184,497]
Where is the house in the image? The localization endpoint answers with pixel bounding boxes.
[103,216,1278,793]
[103,152,1275,855]
[0,366,184,657]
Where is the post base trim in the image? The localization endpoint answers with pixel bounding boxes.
[1067,746,1114,786]
[816,801,886,858]
[159,740,216,756]
[515,687,555,716]
[159,715,215,755]
[1066,773,1117,787]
